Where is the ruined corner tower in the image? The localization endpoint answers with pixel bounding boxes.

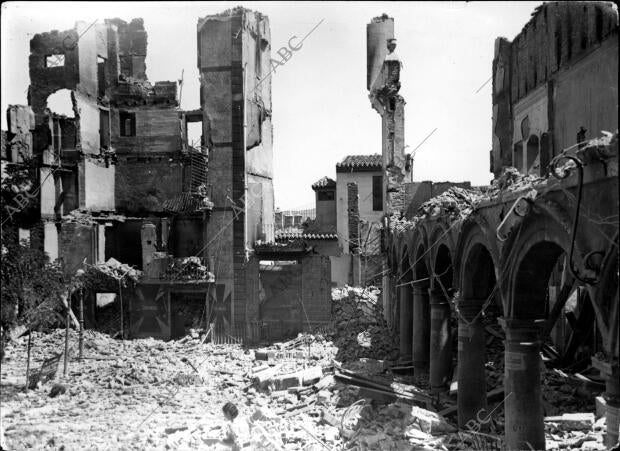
[197,8,275,331]
[367,15,409,319]
[367,14,408,216]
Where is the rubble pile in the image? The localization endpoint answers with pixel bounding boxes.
[417,186,485,219]
[85,257,142,283]
[487,166,546,198]
[331,286,400,362]
[0,293,609,450]
[162,256,214,282]
[0,328,255,450]
[388,213,420,233]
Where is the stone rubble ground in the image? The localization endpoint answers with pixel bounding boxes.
[0,287,611,450]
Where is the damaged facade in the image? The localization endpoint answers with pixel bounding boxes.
[3,17,216,340]
[384,3,619,450]
[2,8,335,343]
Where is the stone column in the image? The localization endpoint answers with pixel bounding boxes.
[592,356,620,449]
[604,373,620,449]
[398,282,413,360]
[412,285,430,374]
[500,318,545,451]
[429,288,452,392]
[457,299,487,429]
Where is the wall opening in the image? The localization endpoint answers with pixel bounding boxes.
[462,242,501,394]
[45,54,65,68]
[100,109,110,149]
[97,55,107,98]
[187,122,203,148]
[514,241,564,319]
[513,141,523,172]
[372,175,383,211]
[526,134,540,174]
[540,132,551,175]
[435,244,453,295]
[46,89,75,118]
[119,111,136,137]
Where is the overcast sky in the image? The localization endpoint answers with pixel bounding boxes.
[1,1,543,210]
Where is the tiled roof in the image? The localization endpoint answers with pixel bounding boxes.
[336,154,382,172]
[275,231,338,241]
[311,176,336,190]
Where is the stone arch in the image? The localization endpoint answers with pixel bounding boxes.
[409,228,431,376]
[453,220,501,429]
[428,241,454,392]
[428,221,458,291]
[503,203,574,319]
[455,214,500,293]
[457,220,500,305]
[434,243,454,295]
[410,225,430,281]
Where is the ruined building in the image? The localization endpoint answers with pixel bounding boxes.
[2,7,334,343]
[384,2,619,450]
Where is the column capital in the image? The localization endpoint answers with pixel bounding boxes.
[498,317,545,331]
[499,317,545,344]
[456,298,485,319]
[428,288,450,306]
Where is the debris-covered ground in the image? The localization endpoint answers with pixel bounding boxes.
[0,287,610,450]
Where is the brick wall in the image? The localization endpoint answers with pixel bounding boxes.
[509,2,617,104]
[301,255,332,324]
[347,182,359,253]
[491,2,618,176]
[115,157,184,214]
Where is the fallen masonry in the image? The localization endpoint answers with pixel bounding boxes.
[0,287,612,450]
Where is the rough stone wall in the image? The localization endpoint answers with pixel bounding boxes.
[491,37,514,176]
[301,256,332,324]
[105,18,148,80]
[115,157,183,214]
[110,108,181,154]
[491,2,618,176]
[509,2,617,104]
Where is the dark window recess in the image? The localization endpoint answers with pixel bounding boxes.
[97,56,106,98]
[388,98,396,112]
[119,111,136,137]
[45,54,65,68]
[595,7,603,42]
[318,190,335,201]
[100,110,110,149]
[372,175,383,211]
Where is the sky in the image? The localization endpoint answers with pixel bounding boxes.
[1,1,543,210]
